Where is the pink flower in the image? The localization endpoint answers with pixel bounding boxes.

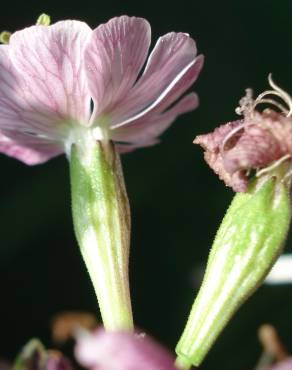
[194,76,292,192]
[75,329,177,370]
[263,358,292,370]
[0,16,203,165]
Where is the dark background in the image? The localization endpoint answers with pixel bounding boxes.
[1,1,292,369]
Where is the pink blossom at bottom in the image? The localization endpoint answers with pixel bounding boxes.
[75,329,177,370]
[263,358,292,370]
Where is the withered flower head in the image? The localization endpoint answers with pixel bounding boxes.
[194,75,292,192]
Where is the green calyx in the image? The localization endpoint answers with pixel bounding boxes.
[176,170,291,366]
[69,134,133,331]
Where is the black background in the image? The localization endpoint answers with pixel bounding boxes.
[0,1,292,369]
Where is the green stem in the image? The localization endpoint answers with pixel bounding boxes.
[69,133,133,331]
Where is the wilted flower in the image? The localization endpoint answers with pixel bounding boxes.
[0,15,203,164]
[194,75,292,191]
[75,329,177,370]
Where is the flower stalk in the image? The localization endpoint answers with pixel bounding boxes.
[69,131,133,331]
[175,164,292,366]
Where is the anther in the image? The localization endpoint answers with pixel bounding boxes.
[0,31,11,44]
[36,14,51,26]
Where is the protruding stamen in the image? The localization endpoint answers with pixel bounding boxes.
[254,97,289,115]
[36,14,51,26]
[0,31,11,44]
[253,75,292,117]
[268,74,292,116]
[236,75,292,118]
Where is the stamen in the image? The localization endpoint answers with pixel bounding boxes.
[252,75,292,117]
[0,31,11,44]
[222,75,292,182]
[254,98,289,115]
[36,14,51,26]
[236,75,292,118]
[268,74,292,116]
[256,154,291,177]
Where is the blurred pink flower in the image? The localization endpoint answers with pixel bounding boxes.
[75,329,177,370]
[194,77,292,192]
[0,16,203,164]
[264,358,292,370]
[10,339,74,370]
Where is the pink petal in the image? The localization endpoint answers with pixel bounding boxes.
[9,20,92,125]
[223,111,291,175]
[0,130,62,165]
[0,46,64,147]
[194,120,249,192]
[223,123,283,174]
[75,329,176,370]
[0,46,63,164]
[113,93,198,144]
[108,32,200,126]
[116,138,160,153]
[0,21,92,164]
[145,55,203,114]
[0,46,44,134]
[84,16,151,117]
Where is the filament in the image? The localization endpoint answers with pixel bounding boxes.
[256,154,291,177]
[253,98,289,115]
[268,74,292,116]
